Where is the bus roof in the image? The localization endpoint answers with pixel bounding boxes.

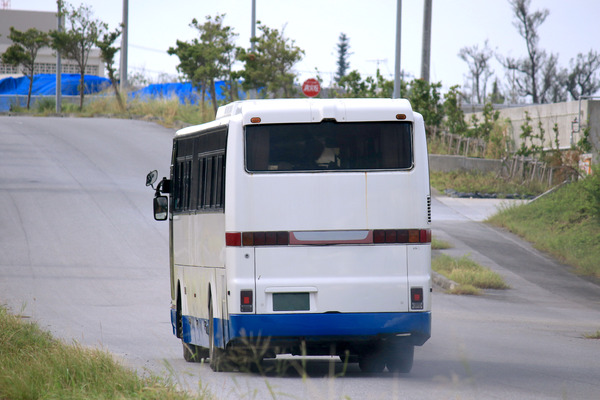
[176,98,415,138]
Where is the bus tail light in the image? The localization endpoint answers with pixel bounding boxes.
[411,287,424,310]
[240,290,253,312]
[373,229,431,244]
[227,230,429,246]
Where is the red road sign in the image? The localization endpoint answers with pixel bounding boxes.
[302,78,321,97]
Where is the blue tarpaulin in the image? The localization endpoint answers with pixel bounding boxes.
[128,80,238,104]
[0,74,111,111]
[0,74,245,111]
[0,74,110,95]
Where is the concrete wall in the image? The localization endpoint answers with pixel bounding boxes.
[429,154,504,174]
[466,100,600,157]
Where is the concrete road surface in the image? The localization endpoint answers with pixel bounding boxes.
[1,116,599,399]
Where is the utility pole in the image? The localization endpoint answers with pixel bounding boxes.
[420,0,432,82]
[393,0,402,98]
[249,0,257,99]
[120,0,128,91]
[56,1,62,113]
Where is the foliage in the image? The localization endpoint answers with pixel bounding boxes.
[566,50,600,100]
[96,26,124,111]
[1,27,51,109]
[407,79,443,135]
[469,102,500,140]
[488,178,600,278]
[168,14,238,114]
[335,33,351,83]
[458,40,493,104]
[442,85,468,135]
[581,164,600,220]
[235,23,304,98]
[516,110,545,157]
[51,1,108,110]
[501,0,565,104]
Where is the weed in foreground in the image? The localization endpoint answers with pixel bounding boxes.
[0,305,202,400]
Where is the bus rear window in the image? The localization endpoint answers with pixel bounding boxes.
[245,121,413,172]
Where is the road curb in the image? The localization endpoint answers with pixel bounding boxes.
[432,270,458,291]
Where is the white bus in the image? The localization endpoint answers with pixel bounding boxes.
[148,98,432,373]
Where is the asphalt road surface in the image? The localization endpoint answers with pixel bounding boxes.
[1,116,599,399]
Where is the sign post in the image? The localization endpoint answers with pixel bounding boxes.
[302,78,321,97]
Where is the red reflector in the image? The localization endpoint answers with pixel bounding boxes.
[240,290,253,312]
[373,230,386,243]
[226,232,241,246]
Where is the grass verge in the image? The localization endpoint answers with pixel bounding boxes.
[584,330,600,339]
[432,237,453,250]
[487,177,600,279]
[433,254,509,295]
[12,93,216,129]
[430,170,549,198]
[0,305,203,400]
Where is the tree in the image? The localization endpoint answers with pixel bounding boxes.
[566,50,600,100]
[168,15,237,114]
[337,69,397,98]
[458,40,493,104]
[1,27,51,109]
[51,1,107,110]
[335,33,351,84]
[407,79,443,136]
[236,23,304,98]
[96,27,124,111]
[443,85,467,136]
[502,0,559,104]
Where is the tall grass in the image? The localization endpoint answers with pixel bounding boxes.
[433,254,509,295]
[0,306,202,400]
[488,176,600,279]
[430,170,549,197]
[16,91,216,128]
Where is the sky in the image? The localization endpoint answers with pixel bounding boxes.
[8,0,600,93]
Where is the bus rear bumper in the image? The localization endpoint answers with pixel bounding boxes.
[228,312,431,347]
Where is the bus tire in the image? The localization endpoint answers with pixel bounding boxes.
[358,351,386,373]
[183,342,209,363]
[209,301,233,372]
[385,344,414,373]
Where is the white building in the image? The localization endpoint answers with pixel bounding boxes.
[0,9,104,79]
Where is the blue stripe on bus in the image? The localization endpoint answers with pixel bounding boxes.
[174,311,431,349]
[229,312,431,344]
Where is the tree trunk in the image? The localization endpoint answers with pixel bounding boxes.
[26,72,34,110]
[79,71,85,110]
[209,79,218,115]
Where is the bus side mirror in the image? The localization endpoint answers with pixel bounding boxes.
[153,196,169,221]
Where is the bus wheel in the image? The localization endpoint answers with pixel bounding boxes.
[358,351,386,373]
[385,344,414,373]
[183,342,209,363]
[209,302,233,372]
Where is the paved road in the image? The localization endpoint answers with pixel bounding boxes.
[1,116,599,399]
